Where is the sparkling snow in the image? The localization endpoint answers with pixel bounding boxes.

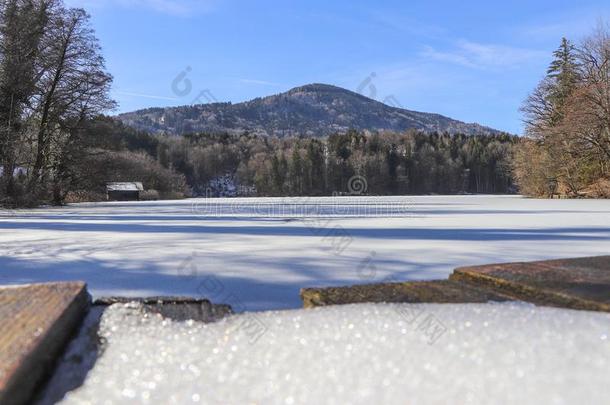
[1,195,609,310]
[59,302,610,405]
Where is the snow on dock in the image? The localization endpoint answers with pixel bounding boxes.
[58,301,610,404]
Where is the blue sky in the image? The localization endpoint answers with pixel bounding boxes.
[66,0,610,134]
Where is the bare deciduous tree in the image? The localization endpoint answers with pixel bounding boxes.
[0,0,114,205]
[516,24,610,197]
[29,5,115,196]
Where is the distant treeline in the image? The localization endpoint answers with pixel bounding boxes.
[74,118,517,199]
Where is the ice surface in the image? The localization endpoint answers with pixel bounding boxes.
[60,302,610,405]
[1,195,609,310]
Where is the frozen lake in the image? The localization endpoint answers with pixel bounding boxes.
[1,195,609,310]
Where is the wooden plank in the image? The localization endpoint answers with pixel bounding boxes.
[450,256,610,312]
[0,282,90,405]
[300,280,511,308]
[94,296,233,322]
[301,256,610,311]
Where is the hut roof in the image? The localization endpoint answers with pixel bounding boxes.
[106,182,144,192]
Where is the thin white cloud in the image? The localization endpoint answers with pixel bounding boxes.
[114,90,179,101]
[65,0,216,16]
[515,9,610,42]
[422,40,547,70]
[367,9,447,39]
[239,79,284,87]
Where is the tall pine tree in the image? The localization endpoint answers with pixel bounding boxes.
[546,38,580,124]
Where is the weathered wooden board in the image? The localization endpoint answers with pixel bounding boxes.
[301,280,511,308]
[0,282,90,405]
[301,256,610,311]
[94,296,233,322]
[450,256,610,312]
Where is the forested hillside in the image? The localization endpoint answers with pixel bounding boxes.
[72,118,516,199]
[119,84,501,138]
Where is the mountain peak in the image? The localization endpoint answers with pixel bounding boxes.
[119,84,502,137]
[288,83,350,93]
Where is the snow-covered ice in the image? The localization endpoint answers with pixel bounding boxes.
[4,196,608,403]
[58,302,610,405]
[1,195,609,310]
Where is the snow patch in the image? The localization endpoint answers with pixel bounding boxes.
[59,302,610,404]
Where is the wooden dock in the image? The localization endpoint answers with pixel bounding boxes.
[0,282,89,405]
[1,256,609,403]
[451,256,610,312]
[301,256,610,310]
